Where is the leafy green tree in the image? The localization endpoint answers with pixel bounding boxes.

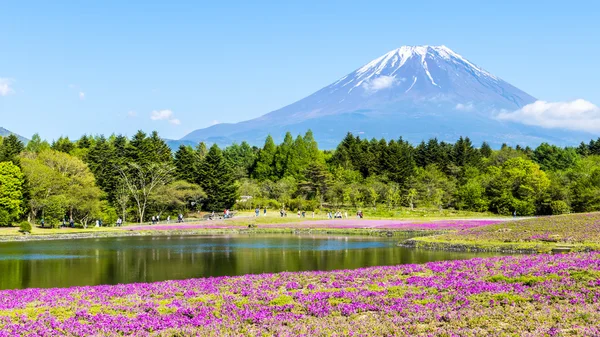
[487,157,550,215]
[25,134,50,153]
[197,144,238,211]
[409,165,456,209]
[151,180,206,214]
[0,162,24,225]
[20,150,102,226]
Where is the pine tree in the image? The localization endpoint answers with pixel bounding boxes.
[273,132,294,178]
[480,142,493,158]
[197,144,238,211]
[51,137,75,154]
[252,135,276,180]
[174,145,196,182]
[86,136,118,201]
[0,134,25,164]
[382,138,415,187]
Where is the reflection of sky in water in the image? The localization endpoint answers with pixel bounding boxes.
[0,254,85,261]
[0,236,395,259]
[109,240,390,252]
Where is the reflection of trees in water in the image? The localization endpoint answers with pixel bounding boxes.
[0,236,501,290]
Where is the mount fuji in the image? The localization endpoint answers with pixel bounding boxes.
[181,45,591,148]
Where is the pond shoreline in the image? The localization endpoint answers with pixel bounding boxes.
[0,227,446,243]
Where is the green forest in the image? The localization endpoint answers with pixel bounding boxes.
[2,129,600,227]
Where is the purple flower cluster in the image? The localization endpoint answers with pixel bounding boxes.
[123,219,504,232]
[432,213,600,246]
[1,252,599,336]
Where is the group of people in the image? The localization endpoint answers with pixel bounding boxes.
[327,211,347,219]
[254,207,267,217]
[150,214,183,225]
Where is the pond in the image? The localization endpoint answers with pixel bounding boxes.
[0,234,504,289]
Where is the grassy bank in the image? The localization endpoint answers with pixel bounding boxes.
[404,213,600,253]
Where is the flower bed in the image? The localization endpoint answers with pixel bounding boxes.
[408,213,600,252]
[1,252,599,336]
[123,219,504,232]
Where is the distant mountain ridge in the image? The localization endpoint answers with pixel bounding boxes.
[0,127,28,143]
[180,45,591,148]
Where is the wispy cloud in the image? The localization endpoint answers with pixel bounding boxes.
[455,103,474,112]
[0,78,14,96]
[79,92,85,100]
[151,109,180,125]
[127,111,137,118]
[496,99,600,133]
[362,75,397,93]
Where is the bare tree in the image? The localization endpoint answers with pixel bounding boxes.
[114,177,130,222]
[117,162,174,223]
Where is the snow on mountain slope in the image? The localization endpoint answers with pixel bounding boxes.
[181,46,589,148]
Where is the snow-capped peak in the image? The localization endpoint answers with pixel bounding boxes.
[338,45,498,91]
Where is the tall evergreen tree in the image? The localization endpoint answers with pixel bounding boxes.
[273,132,294,178]
[174,145,197,182]
[86,136,118,201]
[51,136,75,154]
[480,142,493,158]
[0,134,25,164]
[382,138,415,187]
[197,144,237,211]
[252,135,276,180]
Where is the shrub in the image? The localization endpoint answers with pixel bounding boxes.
[0,209,11,227]
[19,221,32,233]
[550,200,570,215]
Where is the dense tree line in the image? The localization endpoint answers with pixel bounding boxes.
[4,129,600,227]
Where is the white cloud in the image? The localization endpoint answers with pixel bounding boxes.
[0,78,14,96]
[127,111,137,118]
[362,75,397,93]
[150,109,180,125]
[79,92,85,100]
[496,99,600,133]
[151,109,174,121]
[455,103,474,111]
[211,120,220,125]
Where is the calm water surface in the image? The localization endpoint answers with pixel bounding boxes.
[0,234,503,289]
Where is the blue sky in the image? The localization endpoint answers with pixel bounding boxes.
[1,0,599,141]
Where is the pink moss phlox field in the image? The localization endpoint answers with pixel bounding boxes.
[124,219,504,231]
[1,253,600,336]
[431,213,600,246]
